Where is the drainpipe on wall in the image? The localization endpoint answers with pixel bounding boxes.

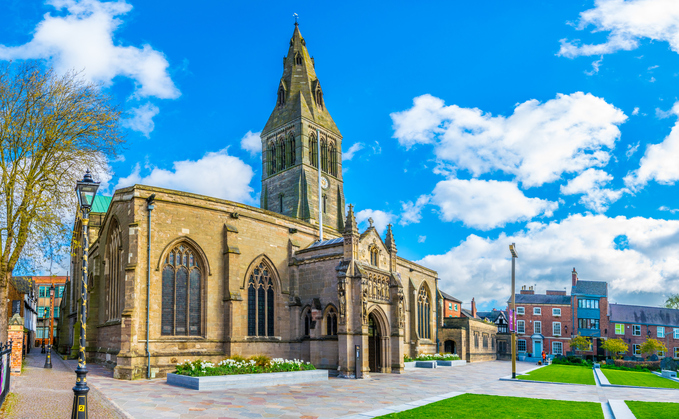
[146,194,155,379]
[435,277,440,353]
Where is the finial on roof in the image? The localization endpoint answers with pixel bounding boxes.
[368,217,374,228]
[385,223,396,251]
[293,13,299,26]
[344,204,358,235]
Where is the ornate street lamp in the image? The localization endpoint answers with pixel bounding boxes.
[509,243,518,379]
[72,170,99,419]
[44,284,55,368]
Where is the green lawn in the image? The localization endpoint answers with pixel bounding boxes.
[626,401,679,419]
[517,364,595,385]
[377,394,604,419]
[602,369,679,389]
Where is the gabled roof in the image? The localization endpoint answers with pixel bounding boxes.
[572,280,607,297]
[477,310,507,322]
[609,304,679,326]
[511,294,571,305]
[440,290,462,303]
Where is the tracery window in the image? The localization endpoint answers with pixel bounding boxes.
[321,139,328,172]
[326,307,338,336]
[247,262,275,337]
[278,87,285,106]
[286,134,295,166]
[316,88,323,110]
[162,243,202,336]
[417,286,431,340]
[329,143,337,176]
[309,134,318,168]
[277,138,285,172]
[106,221,123,321]
[295,53,302,66]
[369,246,379,267]
[267,142,276,175]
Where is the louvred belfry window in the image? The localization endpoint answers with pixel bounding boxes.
[161,244,202,336]
[247,262,275,336]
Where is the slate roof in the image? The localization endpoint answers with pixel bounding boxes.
[511,294,571,305]
[477,310,506,322]
[10,276,35,295]
[307,237,343,248]
[609,304,679,327]
[440,291,462,303]
[572,280,607,297]
[461,308,477,318]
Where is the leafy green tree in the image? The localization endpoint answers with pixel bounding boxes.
[640,338,668,358]
[0,61,123,340]
[570,335,591,357]
[601,338,628,359]
[664,294,679,309]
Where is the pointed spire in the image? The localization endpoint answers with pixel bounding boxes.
[344,204,358,235]
[385,224,396,252]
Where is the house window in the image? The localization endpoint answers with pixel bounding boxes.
[326,307,338,336]
[552,341,563,355]
[615,324,625,335]
[578,318,600,330]
[578,299,599,309]
[633,344,641,355]
[534,321,542,334]
[38,307,45,318]
[106,220,123,321]
[454,304,458,311]
[517,307,525,315]
[162,243,203,336]
[675,347,679,359]
[448,303,452,310]
[417,287,431,340]
[553,322,561,336]
[57,286,65,298]
[517,339,527,352]
[674,328,679,339]
[658,326,665,338]
[54,307,60,319]
[247,261,275,337]
[517,320,525,334]
[533,307,541,315]
[633,325,641,336]
[659,350,665,357]
[552,308,561,317]
[39,286,46,298]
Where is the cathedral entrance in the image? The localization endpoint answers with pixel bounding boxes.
[368,314,381,372]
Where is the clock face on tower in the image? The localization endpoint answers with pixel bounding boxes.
[321,176,329,189]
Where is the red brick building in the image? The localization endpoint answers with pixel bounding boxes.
[511,286,572,356]
[570,269,609,358]
[608,304,679,359]
[34,276,68,347]
[440,291,462,318]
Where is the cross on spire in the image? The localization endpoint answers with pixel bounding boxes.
[293,13,299,26]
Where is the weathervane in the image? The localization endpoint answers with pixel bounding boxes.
[293,13,299,25]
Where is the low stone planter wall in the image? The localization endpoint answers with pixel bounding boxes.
[167,369,328,391]
[436,360,466,367]
[415,361,437,368]
[404,361,417,369]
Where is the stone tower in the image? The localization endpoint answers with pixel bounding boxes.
[260,22,345,233]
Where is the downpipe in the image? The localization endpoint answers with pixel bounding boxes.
[146,194,155,379]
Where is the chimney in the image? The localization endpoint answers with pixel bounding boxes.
[471,298,477,318]
[572,268,578,287]
[520,285,535,295]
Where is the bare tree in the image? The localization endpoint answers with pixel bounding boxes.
[0,61,123,340]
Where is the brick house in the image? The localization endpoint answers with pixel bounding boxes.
[511,286,572,357]
[8,277,38,354]
[440,291,462,318]
[571,269,609,358]
[33,276,67,348]
[608,304,679,359]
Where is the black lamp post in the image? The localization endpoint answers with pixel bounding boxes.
[44,284,54,368]
[71,170,99,419]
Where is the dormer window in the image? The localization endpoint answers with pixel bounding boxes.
[295,53,303,66]
[315,88,324,110]
[277,87,285,106]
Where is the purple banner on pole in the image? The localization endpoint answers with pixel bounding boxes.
[508,309,514,332]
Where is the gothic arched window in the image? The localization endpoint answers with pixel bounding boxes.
[286,135,295,167]
[162,243,202,336]
[303,310,311,336]
[321,139,328,173]
[268,142,276,175]
[417,286,431,340]
[247,262,275,337]
[309,134,318,168]
[316,88,323,110]
[278,138,285,171]
[295,53,302,66]
[329,143,337,176]
[370,246,379,267]
[106,220,123,321]
[326,307,338,336]
[278,87,285,106]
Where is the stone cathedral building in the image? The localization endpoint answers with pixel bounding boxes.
[63,23,439,380]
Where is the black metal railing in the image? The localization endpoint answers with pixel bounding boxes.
[0,341,13,407]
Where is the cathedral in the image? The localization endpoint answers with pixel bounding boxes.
[61,23,439,380]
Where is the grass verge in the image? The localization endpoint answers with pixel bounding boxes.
[626,401,679,419]
[517,364,595,385]
[377,393,603,419]
[602,369,679,389]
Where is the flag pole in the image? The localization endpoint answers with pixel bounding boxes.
[317,128,323,241]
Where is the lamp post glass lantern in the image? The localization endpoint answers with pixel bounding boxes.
[72,170,99,419]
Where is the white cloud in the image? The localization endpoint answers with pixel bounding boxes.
[391,93,627,188]
[584,56,604,75]
[422,214,679,307]
[431,179,558,230]
[239,131,262,156]
[343,143,364,161]
[626,142,640,159]
[417,235,427,243]
[625,102,679,188]
[632,107,640,116]
[399,195,430,226]
[355,209,393,236]
[559,0,679,58]
[560,169,623,212]
[0,0,179,99]
[116,148,256,204]
[121,103,159,137]
[659,205,679,214]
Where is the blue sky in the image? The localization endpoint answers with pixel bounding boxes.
[3,0,679,311]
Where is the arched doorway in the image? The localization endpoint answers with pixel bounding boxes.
[444,340,456,354]
[368,314,381,372]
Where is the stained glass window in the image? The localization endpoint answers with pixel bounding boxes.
[161,244,202,336]
[247,262,275,337]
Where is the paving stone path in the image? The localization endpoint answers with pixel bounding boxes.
[58,360,679,419]
[2,349,124,419]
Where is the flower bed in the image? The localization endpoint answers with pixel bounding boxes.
[174,356,316,377]
[412,353,461,361]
